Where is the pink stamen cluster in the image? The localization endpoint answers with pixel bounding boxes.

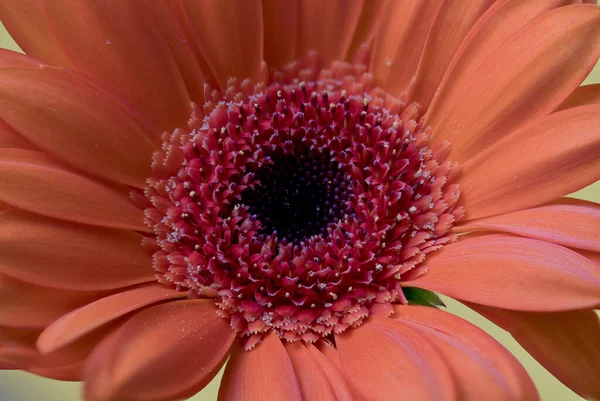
[143,56,463,349]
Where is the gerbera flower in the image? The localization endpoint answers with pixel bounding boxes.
[1,1,599,400]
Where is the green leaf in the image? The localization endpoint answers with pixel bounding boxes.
[403,287,446,308]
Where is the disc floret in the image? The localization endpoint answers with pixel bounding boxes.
[144,58,463,349]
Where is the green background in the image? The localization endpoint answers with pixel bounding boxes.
[1,17,599,401]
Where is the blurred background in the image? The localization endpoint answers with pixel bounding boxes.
[1,12,599,401]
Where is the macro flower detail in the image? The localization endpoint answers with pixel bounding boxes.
[146,60,463,346]
[0,1,599,401]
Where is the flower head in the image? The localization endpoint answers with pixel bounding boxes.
[146,60,463,347]
[0,1,599,401]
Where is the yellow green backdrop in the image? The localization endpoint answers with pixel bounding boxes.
[1,17,599,401]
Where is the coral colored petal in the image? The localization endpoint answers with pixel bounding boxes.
[0,53,38,150]
[262,0,299,67]
[0,209,154,291]
[0,119,35,150]
[0,273,105,330]
[33,341,100,371]
[426,0,578,131]
[391,305,539,401]
[0,149,149,232]
[0,325,107,371]
[296,0,364,65]
[84,300,234,401]
[580,250,600,267]
[0,362,19,370]
[0,1,74,67]
[468,305,600,401]
[139,0,207,106]
[456,198,600,251]
[0,326,42,367]
[0,348,38,367]
[557,83,600,110]
[27,360,84,382]
[44,0,192,132]
[0,48,45,68]
[181,0,263,89]
[0,66,158,188]
[285,342,338,401]
[315,341,368,401]
[459,106,600,220]
[346,0,387,61]
[304,344,354,401]
[163,1,218,88]
[38,284,186,353]
[429,5,600,163]
[412,234,600,311]
[407,0,495,105]
[316,341,344,373]
[41,328,119,372]
[336,316,456,401]
[219,332,303,401]
[371,0,440,90]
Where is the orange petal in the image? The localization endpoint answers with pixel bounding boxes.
[84,300,234,401]
[0,0,74,67]
[0,209,154,291]
[0,326,44,367]
[34,333,106,370]
[139,1,207,106]
[38,284,186,354]
[371,0,440,90]
[459,105,600,220]
[407,0,495,105]
[315,340,345,377]
[428,5,600,163]
[0,362,18,369]
[0,53,38,151]
[296,0,365,65]
[0,149,149,232]
[345,0,388,61]
[426,0,579,131]
[219,332,303,401]
[0,358,22,369]
[0,48,45,68]
[0,66,158,188]
[163,1,218,88]
[456,198,600,251]
[181,0,264,89]
[0,325,108,371]
[314,340,370,401]
[44,0,192,132]
[0,119,35,150]
[391,305,539,401]
[0,273,105,330]
[27,360,85,382]
[262,0,299,67]
[335,316,456,401]
[557,83,600,110]
[580,249,600,266]
[468,304,600,400]
[412,234,600,311]
[285,342,344,401]
[305,344,355,401]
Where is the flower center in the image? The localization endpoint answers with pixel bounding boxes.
[238,148,352,244]
[143,57,464,349]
